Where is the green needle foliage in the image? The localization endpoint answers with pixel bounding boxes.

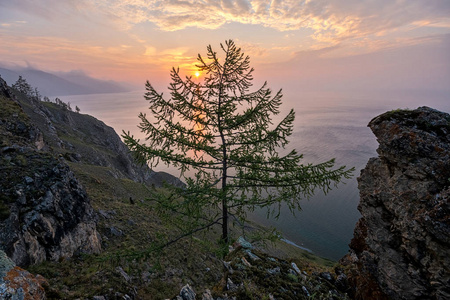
[123,40,353,245]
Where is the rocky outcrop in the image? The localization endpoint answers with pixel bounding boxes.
[341,107,450,299]
[0,78,101,266]
[15,90,183,187]
[172,237,351,300]
[0,250,47,299]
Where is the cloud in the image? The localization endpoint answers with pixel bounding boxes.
[78,0,450,47]
[0,0,92,21]
[3,1,449,48]
[232,40,268,58]
[2,0,449,85]
[0,20,27,28]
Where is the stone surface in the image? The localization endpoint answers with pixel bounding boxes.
[209,239,350,299]
[341,107,450,300]
[172,237,352,299]
[0,146,102,266]
[178,284,196,300]
[201,289,214,300]
[1,76,184,267]
[116,266,131,283]
[0,250,47,299]
[233,236,253,250]
[0,78,101,266]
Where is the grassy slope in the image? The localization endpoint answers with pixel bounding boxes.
[29,162,226,299]
[29,161,338,299]
[2,97,341,299]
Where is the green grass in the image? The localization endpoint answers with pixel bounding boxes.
[4,93,342,298]
[0,95,30,121]
[26,161,226,299]
[28,159,338,299]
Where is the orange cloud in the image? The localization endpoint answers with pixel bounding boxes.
[92,0,450,47]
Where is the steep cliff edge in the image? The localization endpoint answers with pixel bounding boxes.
[341,107,450,300]
[0,74,184,268]
[0,77,101,266]
[14,86,182,187]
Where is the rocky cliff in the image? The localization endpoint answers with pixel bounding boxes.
[0,77,101,266]
[341,107,450,300]
[14,85,182,187]
[0,75,184,268]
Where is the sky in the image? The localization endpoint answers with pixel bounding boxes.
[1,0,450,92]
[1,1,450,259]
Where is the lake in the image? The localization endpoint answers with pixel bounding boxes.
[60,89,450,260]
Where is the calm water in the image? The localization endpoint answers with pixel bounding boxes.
[61,90,450,260]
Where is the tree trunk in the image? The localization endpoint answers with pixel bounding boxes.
[221,159,228,242]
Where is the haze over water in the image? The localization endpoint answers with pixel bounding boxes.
[62,89,450,260]
[3,0,449,260]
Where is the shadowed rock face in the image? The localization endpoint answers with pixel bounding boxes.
[0,78,101,266]
[341,107,450,300]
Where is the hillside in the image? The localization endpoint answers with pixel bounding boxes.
[2,76,449,299]
[1,78,349,299]
[0,67,130,96]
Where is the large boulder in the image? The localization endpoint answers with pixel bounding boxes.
[341,107,450,300]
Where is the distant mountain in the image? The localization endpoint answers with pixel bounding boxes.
[0,66,131,96]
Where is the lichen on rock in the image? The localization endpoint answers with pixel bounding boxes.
[341,106,450,300]
[0,250,47,299]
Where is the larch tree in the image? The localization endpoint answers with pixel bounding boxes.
[123,40,353,245]
[12,76,33,96]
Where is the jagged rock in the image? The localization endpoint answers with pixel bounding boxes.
[116,293,132,300]
[0,250,47,299]
[266,266,281,275]
[223,261,233,274]
[177,284,196,300]
[226,278,238,292]
[335,273,350,294]
[233,236,253,250]
[291,262,301,275]
[341,107,450,300]
[201,289,214,300]
[109,226,123,237]
[244,249,260,261]
[320,272,335,284]
[116,266,131,282]
[0,79,101,266]
[98,209,114,219]
[0,151,101,266]
[301,286,310,297]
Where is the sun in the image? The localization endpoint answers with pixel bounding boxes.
[195,71,200,78]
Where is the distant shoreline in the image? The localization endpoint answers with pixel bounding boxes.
[281,238,313,253]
